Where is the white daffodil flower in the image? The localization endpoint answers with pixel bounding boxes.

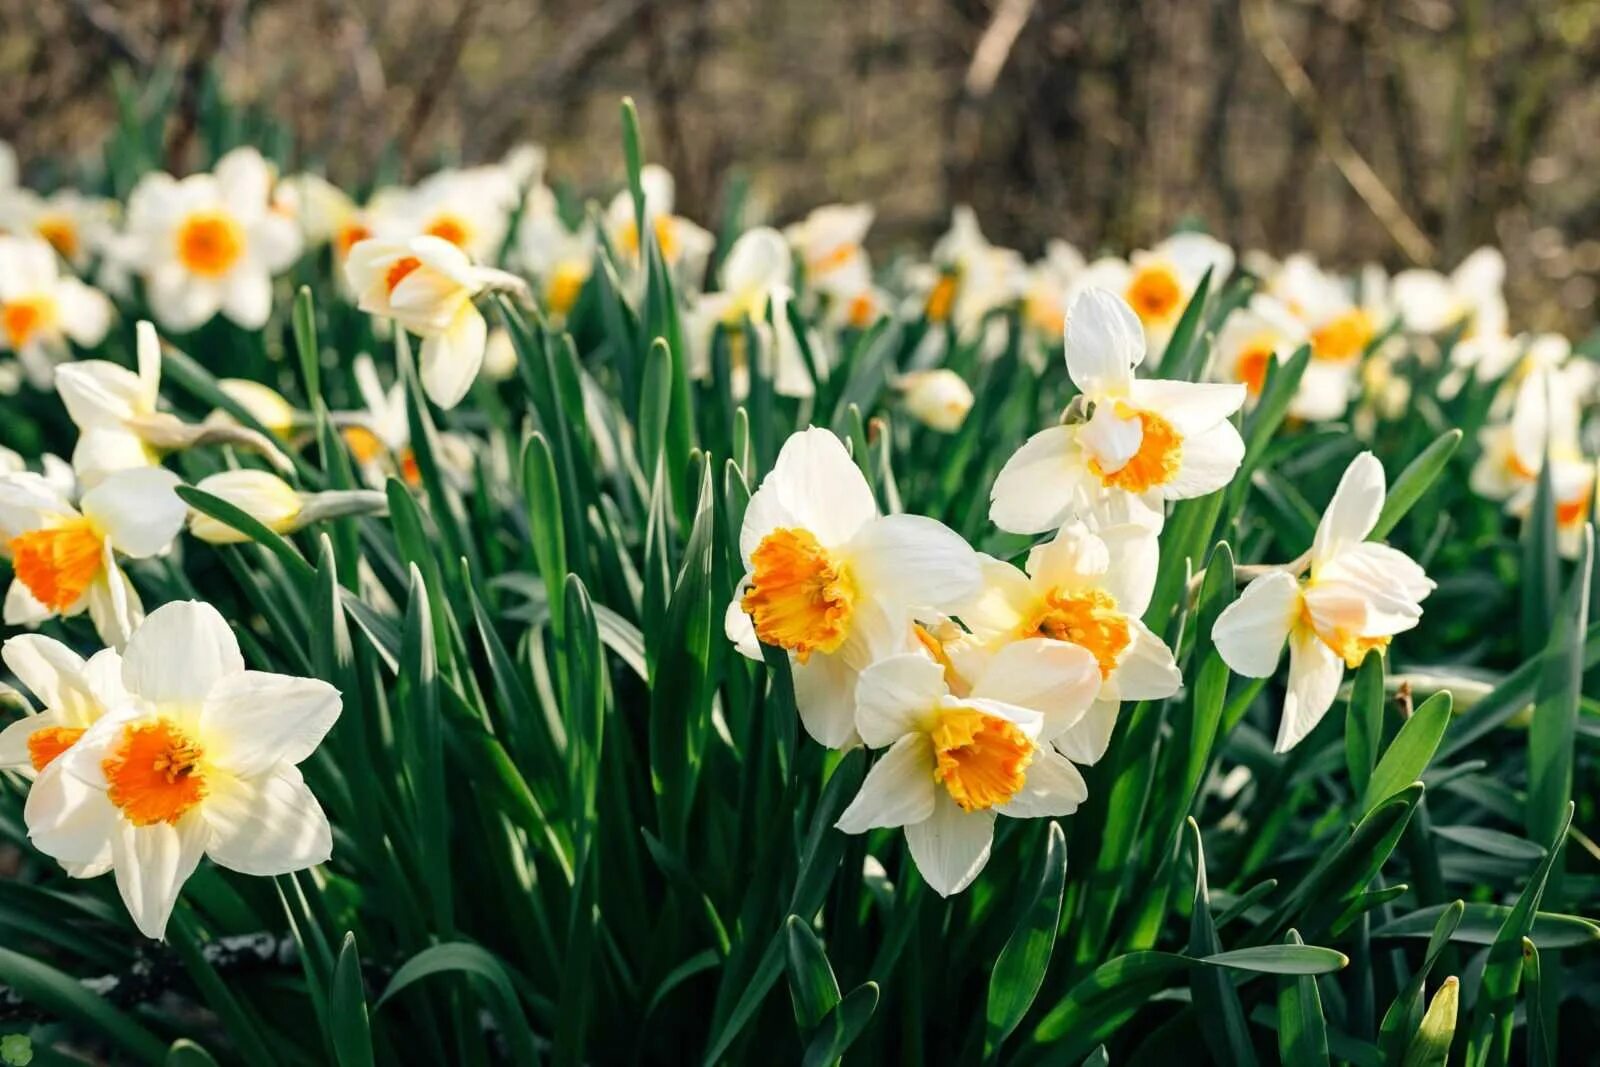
[368,165,519,265]
[834,649,1096,896]
[990,288,1246,534]
[726,427,980,749]
[0,235,113,389]
[1259,253,1387,421]
[910,206,1026,346]
[345,236,508,410]
[23,600,341,939]
[0,466,186,648]
[1212,452,1435,752]
[1077,233,1234,349]
[1020,239,1087,362]
[959,521,1180,765]
[333,354,476,491]
[123,147,302,331]
[604,164,714,291]
[784,203,874,300]
[685,227,817,399]
[516,188,597,322]
[1470,364,1583,503]
[1211,295,1308,405]
[1507,456,1598,560]
[0,187,118,272]
[0,635,125,785]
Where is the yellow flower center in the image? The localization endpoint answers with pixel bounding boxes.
[1089,407,1183,494]
[741,528,855,662]
[1125,264,1183,326]
[545,264,587,316]
[925,274,959,323]
[809,242,859,276]
[1558,488,1591,529]
[2,296,56,349]
[1020,588,1130,679]
[27,725,85,772]
[176,211,246,277]
[9,518,104,613]
[931,708,1034,812]
[103,719,208,827]
[619,217,680,262]
[36,215,80,261]
[1311,309,1373,363]
[424,214,472,250]
[846,291,878,329]
[1025,294,1066,338]
[341,425,387,465]
[1235,341,1275,396]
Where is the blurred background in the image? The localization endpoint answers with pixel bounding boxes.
[3,0,1599,332]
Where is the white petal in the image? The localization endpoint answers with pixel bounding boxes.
[203,766,332,875]
[1211,571,1301,677]
[2,634,88,715]
[1276,628,1345,752]
[998,747,1088,818]
[1129,379,1247,435]
[846,514,980,616]
[723,596,762,660]
[200,672,341,776]
[971,638,1100,739]
[959,557,1039,642]
[25,766,118,869]
[1078,403,1144,474]
[835,734,937,833]
[904,790,995,897]
[419,305,487,410]
[80,467,185,557]
[1109,620,1183,700]
[72,429,155,489]
[1052,698,1119,766]
[1064,288,1143,394]
[1312,452,1385,565]
[220,270,273,330]
[988,425,1088,535]
[722,227,792,295]
[110,814,209,940]
[4,580,51,627]
[1165,419,1244,500]
[84,554,141,650]
[790,651,863,750]
[54,360,144,428]
[0,712,53,770]
[854,653,946,748]
[740,427,876,561]
[122,600,243,708]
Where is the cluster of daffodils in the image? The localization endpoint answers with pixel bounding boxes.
[0,601,340,939]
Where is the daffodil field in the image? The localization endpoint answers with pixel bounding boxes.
[0,87,1596,1067]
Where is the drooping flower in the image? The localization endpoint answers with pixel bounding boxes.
[726,427,981,748]
[834,648,1097,896]
[990,288,1246,534]
[959,521,1180,764]
[1212,452,1435,751]
[122,147,302,331]
[0,466,186,647]
[345,235,503,409]
[23,601,341,939]
[0,235,113,389]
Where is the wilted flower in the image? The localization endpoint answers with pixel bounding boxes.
[1212,452,1435,751]
[23,601,341,939]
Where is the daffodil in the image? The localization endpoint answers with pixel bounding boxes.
[726,427,981,748]
[1259,253,1386,420]
[214,378,300,439]
[334,354,475,490]
[897,369,973,432]
[784,203,874,300]
[834,648,1097,896]
[1020,239,1087,361]
[1212,452,1435,751]
[685,227,817,399]
[0,635,124,784]
[345,235,511,410]
[604,165,714,289]
[959,521,1180,764]
[1078,233,1234,348]
[1507,456,1597,560]
[56,322,288,487]
[516,189,596,322]
[369,165,519,264]
[23,600,341,939]
[910,206,1026,345]
[0,466,186,647]
[1469,364,1582,503]
[0,235,113,389]
[0,187,118,272]
[123,147,302,331]
[1211,296,1307,404]
[990,288,1246,534]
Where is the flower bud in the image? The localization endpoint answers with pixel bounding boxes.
[900,369,974,432]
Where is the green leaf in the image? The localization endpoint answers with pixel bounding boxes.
[330,933,375,1067]
[1155,267,1213,379]
[1186,819,1257,1067]
[1344,650,1385,799]
[1522,938,1553,1067]
[1378,899,1463,1064]
[985,820,1068,1053]
[1276,931,1330,1067]
[785,917,841,1032]
[801,982,879,1067]
[1527,529,1591,868]
[1197,945,1349,975]
[1362,691,1452,814]
[1029,952,1187,1060]
[1370,429,1462,539]
[292,284,321,403]
[376,943,540,1066]
[1373,902,1599,948]
[165,1040,220,1067]
[176,485,316,585]
[0,946,167,1064]
[1431,825,1547,861]
[1401,976,1458,1067]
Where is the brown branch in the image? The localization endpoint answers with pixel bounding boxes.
[1241,0,1435,266]
[400,0,485,165]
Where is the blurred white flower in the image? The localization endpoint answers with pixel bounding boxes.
[0,235,113,388]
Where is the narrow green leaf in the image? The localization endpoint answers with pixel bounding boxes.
[1344,650,1385,798]
[986,820,1068,1053]
[801,982,879,1067]
[1370,429,1462,539]
[1276,931,1330,1067]
[1362,692,1452,814]
[330,933,375,1067]
[1401,977,1458,1067]
[785,917,841,1032]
